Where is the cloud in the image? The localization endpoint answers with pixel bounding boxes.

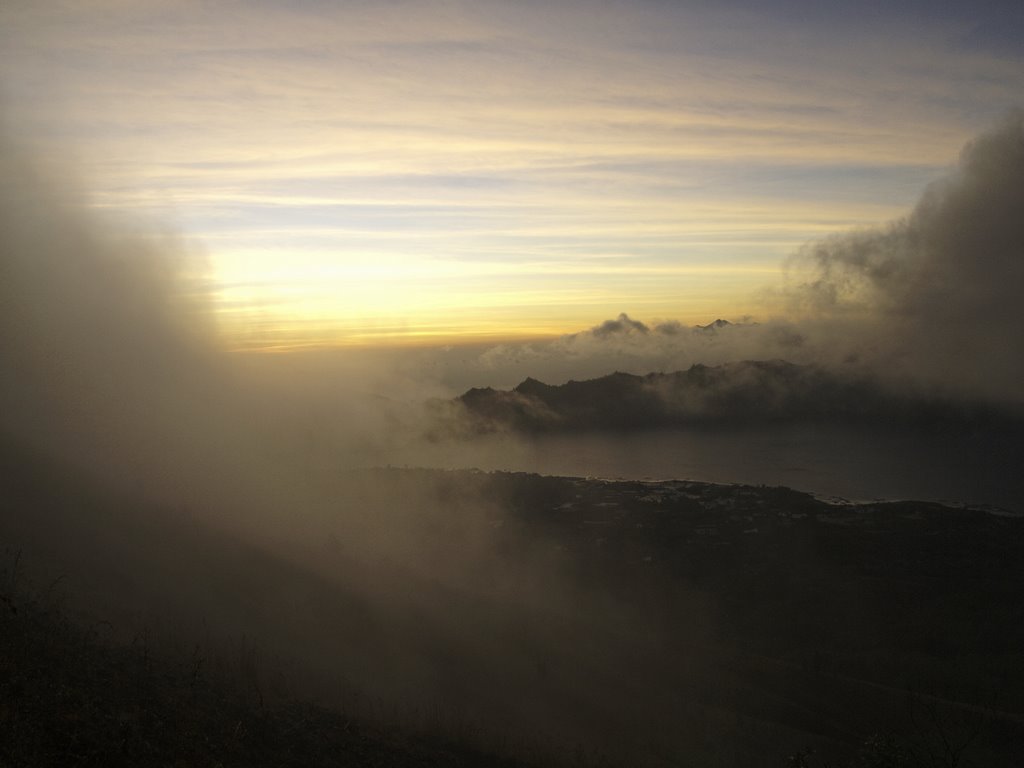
[783,110,1024,405]
[0,128,732,762]
[467,314,803,391]
[6,0,1022,347]
[0,128,407,526]
[452,113,1024,415]
[0,133,222,482]
[591,312,650,338]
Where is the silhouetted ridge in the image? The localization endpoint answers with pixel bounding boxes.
[454,360,1016,433]
[459,385,497,405]
[697,318,732,332]
[513,377,554,397]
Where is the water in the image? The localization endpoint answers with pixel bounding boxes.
[393,424,1024,512]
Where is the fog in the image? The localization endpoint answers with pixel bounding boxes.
[3,115,1023,763]
[0,129,723,762]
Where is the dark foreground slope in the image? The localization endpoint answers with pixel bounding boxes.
[0,442,546,768]
[3,439,1024,767]
[0,579,529,768]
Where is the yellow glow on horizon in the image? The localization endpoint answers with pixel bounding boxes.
[7,1,1015,356]
[210,254,778,351]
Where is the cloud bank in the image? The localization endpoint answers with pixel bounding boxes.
[0,135,224,488]
[449,114,1024,412]
[783,110,1024,405]
[0,127,711,762]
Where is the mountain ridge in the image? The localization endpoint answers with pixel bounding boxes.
[454,360,1015,433]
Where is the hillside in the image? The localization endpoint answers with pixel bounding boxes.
[3,439,1024,766]
[0,579,535,768]
[453,361,1015,433]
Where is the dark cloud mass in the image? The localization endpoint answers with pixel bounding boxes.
[786,111,1024,406]
[0,135,225,490]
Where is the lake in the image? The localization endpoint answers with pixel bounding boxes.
[386,424,1024,512]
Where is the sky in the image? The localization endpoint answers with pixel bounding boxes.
[4,7,1024,761]
[2,0,1022,349]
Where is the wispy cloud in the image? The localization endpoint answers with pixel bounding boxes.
[446,113,1024,412]
[2,1,1021,344]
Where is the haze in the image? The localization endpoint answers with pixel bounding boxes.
[2,2,1023,765]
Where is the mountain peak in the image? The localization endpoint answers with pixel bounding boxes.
[697,318,732,332]
[514,377,552,396]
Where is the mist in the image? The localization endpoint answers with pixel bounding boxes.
[0,129,725,763]
[784,110,1024,408]
[4,114,1024,765]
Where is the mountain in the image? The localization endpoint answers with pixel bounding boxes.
[453,360,1011,433]
[696,318,733,332]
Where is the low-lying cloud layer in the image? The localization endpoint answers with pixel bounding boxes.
[450,114,1024,411]
[463,314,806,391]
